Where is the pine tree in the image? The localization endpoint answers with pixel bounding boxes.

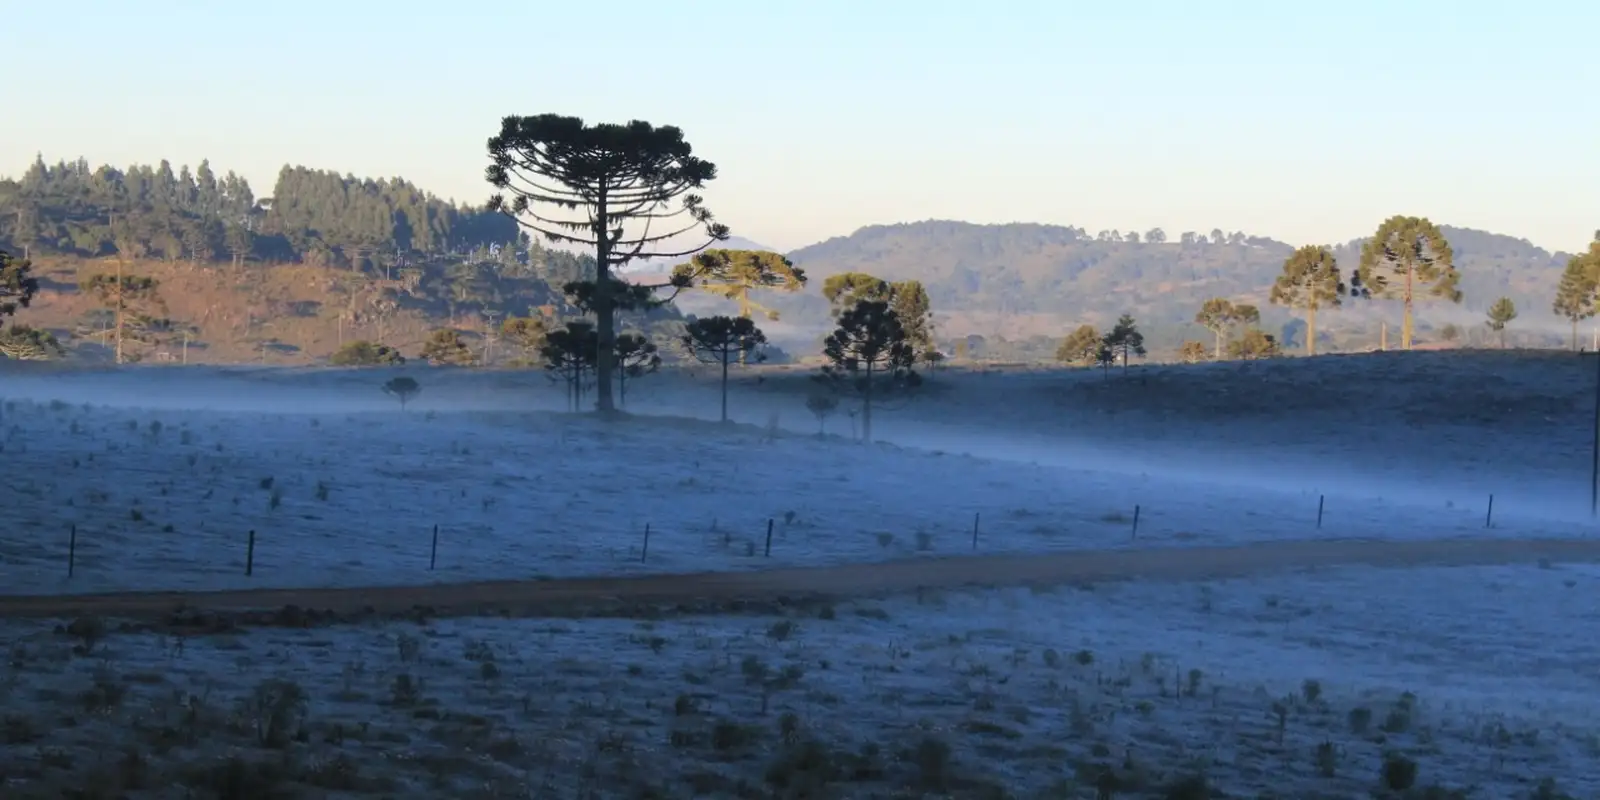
[1553,246,1599,351]
[1353,216,1459,350]
[1485,297,1517,349]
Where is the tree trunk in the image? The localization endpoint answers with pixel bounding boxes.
[1213,329,1223,359]
[1572,319,1578,352]
[114,258,125,365]
[719,352,730,422]
[592,200,616,413]
[1306,306,1317,356]
[1402,263,1415,350]
[861,362,874,444]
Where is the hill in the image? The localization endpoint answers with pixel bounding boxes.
[673,221,1578,353]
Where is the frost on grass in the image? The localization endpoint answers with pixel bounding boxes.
[1,397,1590,595]
[2,564,1595,798]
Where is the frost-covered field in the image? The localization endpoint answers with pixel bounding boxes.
[0,391,1589,596]
[3,562,1594,798]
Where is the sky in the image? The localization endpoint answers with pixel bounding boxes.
[4,0,1597,254]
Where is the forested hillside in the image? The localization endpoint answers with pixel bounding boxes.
[690,221,1578,351]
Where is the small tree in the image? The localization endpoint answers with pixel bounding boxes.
[382,376,421,411]
[1055,324,1101,366]
[1438,323,1462,344]
[540,321,599,412]
[1270,245,1346,356]
[682,315,768,422]
[805,395,838,436]
[1194,298,1237,359]
[421,328,478,366]
[500,316,550,366]
[817,300,919,443]
[1177,340,1207,363]
[330,340,406,366]
[1227,329,1280,359]
[1093,341,1116,377]
[1485,297,1517,349]
[1104,314,1146,372]
[613,332,660,408]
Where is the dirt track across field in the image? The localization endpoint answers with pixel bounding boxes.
[2,536,1597,624]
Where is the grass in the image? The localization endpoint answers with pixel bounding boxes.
[0,579,1588,799]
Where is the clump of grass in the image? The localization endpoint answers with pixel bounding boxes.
[1381,752,1418,791]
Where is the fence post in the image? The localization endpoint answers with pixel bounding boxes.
[429,524,439,570]
[1485,494,1495,529]
[67,524,77,578]
[1131,505,1141,538]
[765,518,774,557]
[245,530,256,576]
[641,523,651,563]
[1316,495,1325,529]
[971,512,980,550]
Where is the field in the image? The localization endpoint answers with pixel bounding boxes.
[0,350,1596,797]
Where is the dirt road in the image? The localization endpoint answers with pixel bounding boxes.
[1,535,1595,624]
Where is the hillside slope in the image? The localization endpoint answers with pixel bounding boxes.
[677,221,1576,346]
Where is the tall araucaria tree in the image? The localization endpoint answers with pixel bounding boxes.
[1269,245,1346,356]
[817,300,920,443]
[485,114,730,412]
[1354,216,1459,350]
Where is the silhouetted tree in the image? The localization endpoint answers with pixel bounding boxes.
[1270,245,1346,355]
[820,272,935,360]
[613,331,660,408]
[817,300,919,443]
[540,320,599,412]
[1354,216,1459,350]
[421,328,478,366]
[330,340,405,366]
[382,376,420,410]
[805,394,838,436]
[1485,296,1517,348]
[486,114,729,412]
[1104,314,1146,372]
[1055,324,1101,366]
[682,315,767,422]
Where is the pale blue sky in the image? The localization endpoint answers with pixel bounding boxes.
[5,0,1596,253]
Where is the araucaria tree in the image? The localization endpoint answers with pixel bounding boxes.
[78,270,167,364]
[540,321,599,412]
[821,273,935,361]
[613,332,660,408]
[382,376,421,411]
[682,315,768,422]
[486,114,730,412]
[677,250,807,321]
[1355,216,1459,350]
[1553,237,1599,351]
[1103,314,1146,372]
[0,249,40,332]
[1194,298,1246,359]
[1485,297,1517,349]
[1270,245,1345,355]
[818,300,920,443]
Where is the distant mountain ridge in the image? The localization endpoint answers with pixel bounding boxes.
[663,219,1579,346]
